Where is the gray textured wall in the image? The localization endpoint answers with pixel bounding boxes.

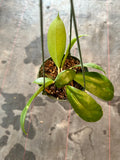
[0,0,120,160]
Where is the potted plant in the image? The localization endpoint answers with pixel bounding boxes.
[20,14,114,135]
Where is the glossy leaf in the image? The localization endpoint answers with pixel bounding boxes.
[71,63,105,74]
[47,14,66,68]
[74,72,114,101]
[61,34,88,68]
[33,77,54,85]
[20,79,54,135]
[55,69,76,88]
[66,85,103,122]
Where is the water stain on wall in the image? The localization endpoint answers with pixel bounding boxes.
[0,90,41,139]
[4,143,36,160]
[0,135,8,147]
[24,35,49,66]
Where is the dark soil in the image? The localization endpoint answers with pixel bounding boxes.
[38,56,84,100]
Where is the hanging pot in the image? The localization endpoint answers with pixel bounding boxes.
[37,55,88,100]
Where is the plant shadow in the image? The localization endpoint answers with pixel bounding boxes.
[24,35,49,66]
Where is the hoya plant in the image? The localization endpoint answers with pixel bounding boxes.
[20,14,114,135]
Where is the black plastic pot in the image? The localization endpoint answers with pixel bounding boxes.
[37,55,88,100]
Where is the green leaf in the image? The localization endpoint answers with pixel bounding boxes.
[55,69,76,88]
[33,77,54,85]
[71,63,106,74]
[20,87,43,135]
[74,72,114,101]
[47,14,66,68]
[66,85,103,122]
[61,34,88,68]
[20,79,54,135]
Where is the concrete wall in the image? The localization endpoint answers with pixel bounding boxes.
[0,0,120,159]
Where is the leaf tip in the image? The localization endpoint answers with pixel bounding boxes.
[57,12,60,19]
[23,129,27,135]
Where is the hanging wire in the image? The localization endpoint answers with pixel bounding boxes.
[68,5,73,55]
[40,0,45,91]
[70,0,86,89]
[64,6,73,160]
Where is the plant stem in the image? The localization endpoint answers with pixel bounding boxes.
[58,67,60,74]
[70,0,86,89]
[40,0,45,91]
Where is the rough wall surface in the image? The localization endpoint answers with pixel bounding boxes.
[0,0,120,160]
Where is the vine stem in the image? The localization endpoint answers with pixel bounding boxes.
[70,0,86,89]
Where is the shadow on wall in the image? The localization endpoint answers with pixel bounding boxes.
[108,96,120,116]
[4,143,36,160]
[0,89,46,140]
[24,35,49,66]
[45,96,71,111]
